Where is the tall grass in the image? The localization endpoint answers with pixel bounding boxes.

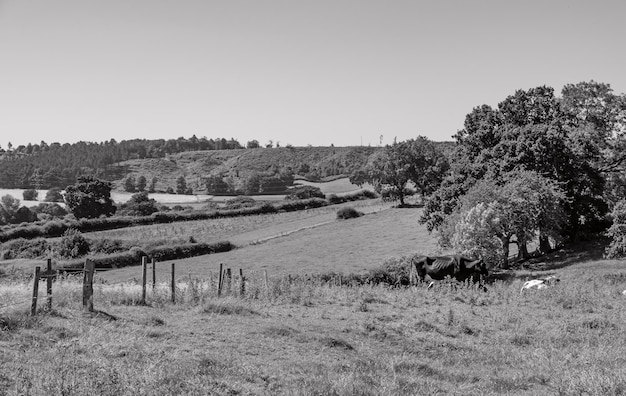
[2,261,626,395]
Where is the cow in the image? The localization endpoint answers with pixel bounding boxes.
[411,255,488,287]
[520,275,560,294]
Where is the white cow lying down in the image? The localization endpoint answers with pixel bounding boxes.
[521,275,560,293]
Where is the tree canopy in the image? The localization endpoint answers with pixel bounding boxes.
[64,176,116,219]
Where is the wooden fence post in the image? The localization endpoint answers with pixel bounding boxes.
[82,259,95,312]
[151,257,156,290]
[226,268,232,294]
[264,270,269,295]
[171,263,176,304]
[239,268,245,297]
[217,263,223,297]
[141,256,147,305]
[31,266,41,316]
[46,258,53,311]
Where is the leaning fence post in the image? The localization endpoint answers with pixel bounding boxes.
[82,259,95,312]
[264,270,269,295]
[31,266,41,316]
[217,263,224,297]
[46,258,53,311]
[171,263,176,304]
[141,256,147,305]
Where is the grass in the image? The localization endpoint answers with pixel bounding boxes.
[1,259,626,395]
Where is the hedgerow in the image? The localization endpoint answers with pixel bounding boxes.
[0,192,376,243]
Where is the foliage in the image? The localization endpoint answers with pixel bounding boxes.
[352,137,448,206]
[605,200,626,258]
[31,203,68,218]
[0,195,21,225]
[224,196,257,210]
[136,175,147,192]
[286,185,325,200]
[123,175,136,192]
[44,187,64,202]
[22,189,38,201]
[118,191,159,216]
[64,176,116,219]
[0,238,51,259]
[176,176,188,195]
[449,172,567,267]
[205,175,229,195]
[57,229,90,259]
[336,207,363,220]
[423,81,624,245]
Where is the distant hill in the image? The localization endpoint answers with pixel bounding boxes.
[0,137,455,193]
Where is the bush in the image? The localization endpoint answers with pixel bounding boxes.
[286,185,325,200]
[224,196,257,210]
[44,187,64,202]
[336,207,363,220]
[23,189,38,201]
[0,238,51,259]
[57,229,90,259]
[31,203,68,218]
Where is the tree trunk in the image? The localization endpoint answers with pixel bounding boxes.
[500,236,510,269]
[539,232,552,254]
[517,241,529,260]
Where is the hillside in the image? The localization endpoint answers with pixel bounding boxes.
[108,146,383,193]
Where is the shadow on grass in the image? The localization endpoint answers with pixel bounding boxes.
[487,238,609,283]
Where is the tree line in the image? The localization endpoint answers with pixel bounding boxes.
[0,136,246,189]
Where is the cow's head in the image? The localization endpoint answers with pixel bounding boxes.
[465,258,489,279]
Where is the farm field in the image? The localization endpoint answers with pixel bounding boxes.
[1,258,625,395]
[94,200,442,284]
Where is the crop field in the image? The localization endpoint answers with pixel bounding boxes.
[1,258,626,395]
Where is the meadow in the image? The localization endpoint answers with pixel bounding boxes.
[2,198,626,395]
[1,258,625,395]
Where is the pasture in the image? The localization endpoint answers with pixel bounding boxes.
[2,200,626,395]
[1,259,626,395]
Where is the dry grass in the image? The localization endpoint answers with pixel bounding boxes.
[1,259,626,395]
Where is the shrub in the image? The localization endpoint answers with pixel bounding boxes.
[57,229,90,259]
[22,189,38,201]
[224,196,257,210]
[44,187,64,203]
[286,185,325,200]
[31,203,68,218]
[363,255,415,286]
[0,238,51,259]
[336,207,363,220]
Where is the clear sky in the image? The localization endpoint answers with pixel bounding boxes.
[1,0,625,148]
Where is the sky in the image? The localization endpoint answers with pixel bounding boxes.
[1,0,625,149]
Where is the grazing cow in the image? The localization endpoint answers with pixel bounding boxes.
[412,255,488,285]
[520,275,560,293]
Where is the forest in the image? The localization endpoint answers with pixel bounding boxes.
[0,136,244,189]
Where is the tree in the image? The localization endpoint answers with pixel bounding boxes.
[246,140,260,149]
[205,175,229,194]
[148,177,158,193]
[136,175,147,192]
[64,176,116,219]
[449,171,566,267]
[23,189,38,201]
[119,191,159,216]
[605,200,626,258]
[44,187,64,202]
[0,195,20,224]
[352,137,448,206]
[123,175,136,192]
[176,176,187,195]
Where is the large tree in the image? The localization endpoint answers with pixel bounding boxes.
[351,137,448,206]
[64,176,116,219]
[422,82,618,245]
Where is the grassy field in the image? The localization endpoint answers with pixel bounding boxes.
[90,200,442,284]
[3,199,626,395]
[1,258,626,395]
